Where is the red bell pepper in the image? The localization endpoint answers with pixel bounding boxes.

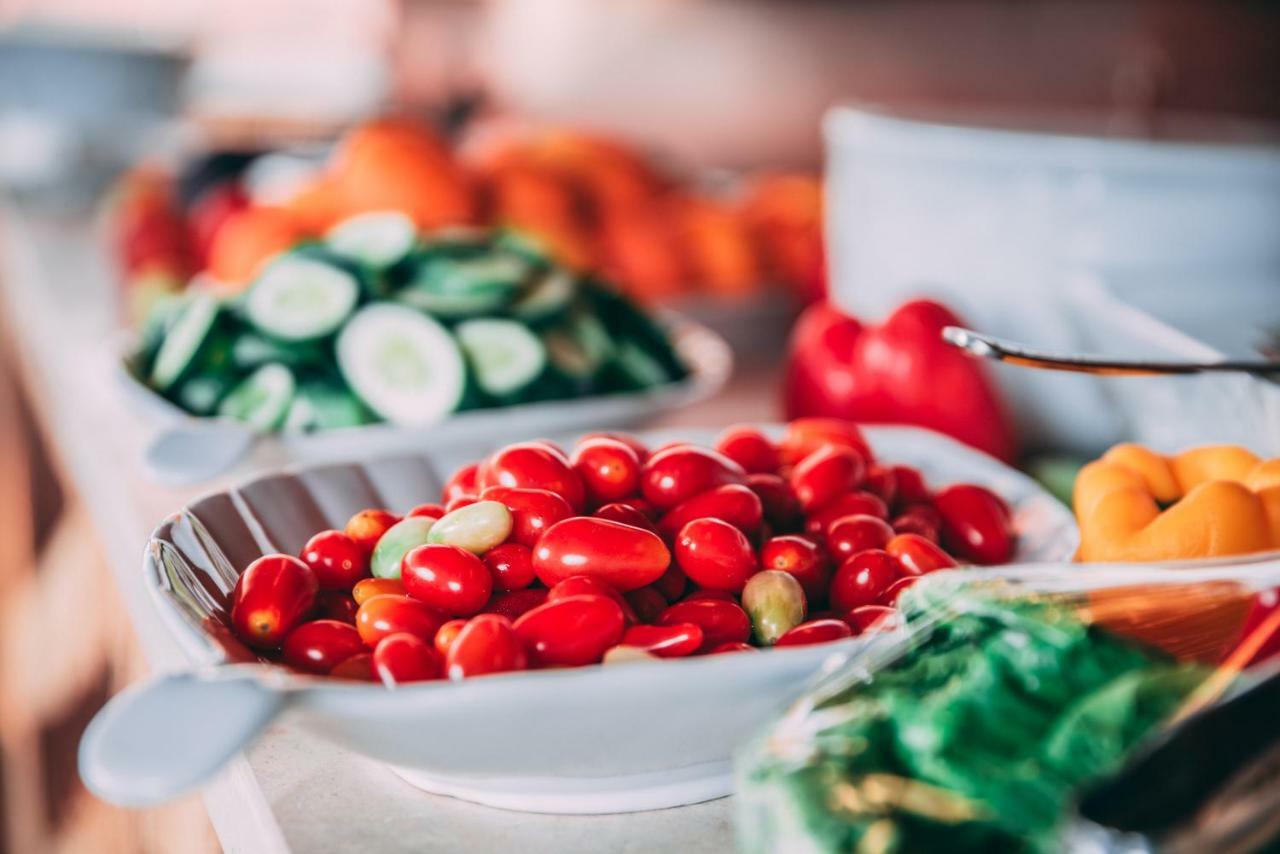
[784,299,1019,462]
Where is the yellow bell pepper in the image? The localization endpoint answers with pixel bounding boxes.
[1074,443,1280,562]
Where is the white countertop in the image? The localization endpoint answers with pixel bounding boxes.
[0,202,780,853]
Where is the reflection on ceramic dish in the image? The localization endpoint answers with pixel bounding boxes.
[86,426,1076,815]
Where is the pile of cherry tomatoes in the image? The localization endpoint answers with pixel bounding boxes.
[226,419,1016,685]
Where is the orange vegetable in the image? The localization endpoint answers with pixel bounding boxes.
[669,194,758,298]
[1073,443,1280,562]
[739,174,824,301]
[205,206,307,290]
[598,202,687,300]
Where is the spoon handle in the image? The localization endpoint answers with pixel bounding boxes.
[943,327,1280,377]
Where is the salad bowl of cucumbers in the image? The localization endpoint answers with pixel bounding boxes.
[123,213,732,483]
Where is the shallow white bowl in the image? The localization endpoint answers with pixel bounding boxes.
[85,426,1076,815]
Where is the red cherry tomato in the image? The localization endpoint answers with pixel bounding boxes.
[483,588,549,620]
[830,550,901,613]
[446,495,478,513]
[441,463,479,505]
[299,530,369,590]
[281,619,366,674]
[480,486,574,548]
[621,623,703,657]
[314,590,359,625]
[483,542,536,592]
[891,506,942,543]
[344,509,401,554]
[778,418,873,466]
[373,633,443,685]
[579,431,651,462]
[330,653,375,681]
[434,618,467,658]
[881,575,920,605]
[933,484,1015,564]
[775,618,853,647]
[658,599,751,651]
[513,594,626,667]
[826,515,895,563]
[674,518,757,593]
[885,533,958,575]
[639,445,746,510]
[401,544,494,617]
[804,491,889,536]
[682,589,737,603]
[714,426,780,474]
[571,437,642,505]
[790,445,868,512]
[593,502,658,531]
[548,575,640,624]
[759,534,830,603]
[355,594,445,647]
[480,442,586,511]
[533,517,671,592]
[624,585,669,624]
[406,502,446,520]
[231,555,319,649]
[863,465,897,508]
[658,484,764,538]
[352,577,404,604]
[746,473,804,532]
[654,563,688,601]
[845,605,901,634]
[446,614,528,679]
[890,465,930,508]
[708,641,756,654]
[1230,587,1280,667]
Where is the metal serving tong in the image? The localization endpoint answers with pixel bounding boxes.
[942,327,1280,377]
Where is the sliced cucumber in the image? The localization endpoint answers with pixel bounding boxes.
[173,373,235,415]
[230,331,325,371]
[493,228,555,266]
[336,304,465,426]
[541,311,613,383]
[150,292,221,390]
[455,319,547,399]
[244,254,359,342]
[395,286,512,320]
[509,268,576,326]
[609,339,671,390]
[217,363,296,432]
[325,211,418,269]
[283,379,372,432]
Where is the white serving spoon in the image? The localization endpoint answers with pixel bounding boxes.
[143,421,256,486]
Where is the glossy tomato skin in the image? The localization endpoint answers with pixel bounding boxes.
[826,515,895,563]
[482,588,549,620]
[483,542,536,592]
[579,431,650,462]
[344,509,401,554]
[775,618,853,647]
[863,465,897,508]
[621,623,703,657]
[548,575,640,624]
[281,620,366,674]
[714,426,780,474]
[791,445,868,512]
[830,550,902,613]
[805,492,890,536]
[480,443,586,511]
[708,641,756,654]
[352,577,403,604]
[401,544,493,617]
[778,419,873,466]
[886,533,958,575]
[513,594,626,667]
[299,530,369,590]
[571,437,642,505]
[355,594,446,647]
[593,502,658,531]
[441,463,479,505]
[933,484,1015,564]
[231,555,319,649]
[658,484,764,538]
[640,445,746,511]
[746,473,804,532]
[658,599,751,651]
[624,585,669,624]
[330,653,375,681]
[759,534,830,603]
[446,615,527,679]
[674,518,757,593]
[406,502,446,520]
[314,590,359,625]
[373,633,442,685]
[533,517,670,592]
[891,506,942,543]
[479,486,573,548]
[434,618,467,658]
[881,575,920,605]
[846,605,901,634]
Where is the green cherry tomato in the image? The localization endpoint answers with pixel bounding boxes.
[370,517,436,578]
[427,500,513,554]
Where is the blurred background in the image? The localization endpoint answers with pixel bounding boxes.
[1,1,1278,851]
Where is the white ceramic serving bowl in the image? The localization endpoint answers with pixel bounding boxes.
[824,104,1280,454]
[118,312,733,485]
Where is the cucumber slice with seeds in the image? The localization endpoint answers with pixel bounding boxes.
[325,211,418,269]
[283,379,371,432]
[245,255,359,342]
[455,319,547,398]
[336,304,464,426]
[217,363,296,432]
[149,292,221,390]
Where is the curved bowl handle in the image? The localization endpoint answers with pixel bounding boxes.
[79,668,285,806]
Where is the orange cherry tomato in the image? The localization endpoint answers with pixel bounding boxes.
[373,633,443,685]
[355,594,445,647]
[714,426,780,474]
[658,598,751,651]
[674,518,757,593]
[790,445,868,513]
[281,619,366,674]
[571,437,642,505]
[533,517,670,592]
[658,483,764,538]
[759,534,830,603]
[480,443,586,511]
[640,445,746,511]
[433,618,468,658]
[483,542,536,592]
[514,594,626,667]
[230,555,319,649]
[344,509,401,553]
[479,486,573,547]
[352,577,404,604]
[830,550,902,613]
[621,623,703,657]
[299,530,369,590]
[775,618,853,647]
[885,533,958,575]
[446,614,528,679]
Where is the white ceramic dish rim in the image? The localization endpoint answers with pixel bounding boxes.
[142,424,1080,702]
